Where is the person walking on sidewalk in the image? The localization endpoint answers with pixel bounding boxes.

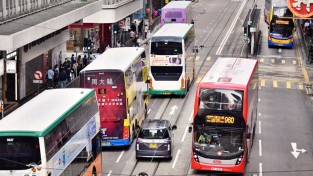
[46,66,54,89]
[144,25,148,39]
[59,67,67,88]
[53,64,59,88]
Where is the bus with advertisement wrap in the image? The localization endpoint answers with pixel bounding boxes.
[80,47,149,147]
[161,1,193,26]
[268,5,294,48]
[0,88,102,176]
[189,57,258,174]
[148,23,195,95]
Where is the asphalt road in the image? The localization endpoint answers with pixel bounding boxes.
[100,0,313,175]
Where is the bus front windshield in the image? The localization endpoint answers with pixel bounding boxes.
[0,136,41,170]
[151,41,182,55]
[198,88,243,112]
[193,126,244,157]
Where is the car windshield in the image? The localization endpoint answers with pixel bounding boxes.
[193,127,244,156]
[139,129,170,139]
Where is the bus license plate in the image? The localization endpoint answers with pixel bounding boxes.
[211,167,223,171]
[102,142,110,146]
[149,143,157,148]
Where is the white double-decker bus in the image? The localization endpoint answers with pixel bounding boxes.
[0,88,101,176]
[148,23,196,96]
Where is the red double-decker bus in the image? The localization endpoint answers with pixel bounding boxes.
[189,57,258,174]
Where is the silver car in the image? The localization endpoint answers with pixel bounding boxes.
[136,119,177,160]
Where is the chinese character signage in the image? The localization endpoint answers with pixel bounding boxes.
[6,60,16,74]
[288,0,313,18]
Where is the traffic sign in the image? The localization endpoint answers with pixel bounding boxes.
[34,70,43,80]
[288,0,313,18]
[119,20,125,27]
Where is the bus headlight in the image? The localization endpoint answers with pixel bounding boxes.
[235,154,243,165]
[193,152,199,162]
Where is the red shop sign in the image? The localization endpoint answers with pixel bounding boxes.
[288,0,313,18]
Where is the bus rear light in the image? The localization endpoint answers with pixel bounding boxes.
[31,167,36,172]
[149,77,153,90]
[123,126,129,139]
[180,77,185,90]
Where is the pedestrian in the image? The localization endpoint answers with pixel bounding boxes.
[133,35,139,47]
[53,64,59,88]
[46,66,54,89]
[191,19,194,25]
[130,30,135,39]
[77,55,82,65]
[59,67,67,88]
[144,25,148,39]
[63,58,70,70]
[138,19,143,36]
[77,63,83,75]
[116,40,121,47]
[153,9,158,18]
[66,67,71,82]
[70,54,76,67]
[83,55,88,67]
[105,44,111,51]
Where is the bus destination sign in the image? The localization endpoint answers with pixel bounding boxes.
[206,115,235,124]
[276,20,289,25]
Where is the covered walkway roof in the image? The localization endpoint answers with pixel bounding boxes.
[0,0,101,52]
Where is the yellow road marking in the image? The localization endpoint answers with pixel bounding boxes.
[273,81,278,88]
[286,81,291,89]
[259,58,264,63]
[206,56,211,61]
[281,60,285,64]
[271,59,275,63]
[196,77,202,84]
[261,80,265,87]
[298,84,304,90]
[301,67,311,85]
[292,60,297,65]
[196,56,200,61]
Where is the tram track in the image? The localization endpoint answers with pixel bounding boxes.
[126,0,250,175]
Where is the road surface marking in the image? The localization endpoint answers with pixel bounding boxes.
[273,80,278,88]
[147,109,151,114]
[259,140,262,156]
[286,81,291,89]
[298,84,304,90]
[259,121,261,134]
[259,163,263,176]
[116,151,124,163]
[281,59,285,64]
[182,126,189,142]
[189,110,194,121]
[206,56,211,61]
[196,77,202,84]
[271,59,275,63]
[293,60,297,64]
[107,170,112,176]
[172,150,181,168]
[259,58,264,63]
[261,80,265,87]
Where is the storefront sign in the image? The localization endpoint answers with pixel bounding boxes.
[6,60,17,74]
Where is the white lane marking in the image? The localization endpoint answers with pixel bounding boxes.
[116,150,124,163]
[258,98,261,102]
[189,110,194,121]
[259,140,262,156]
[172,149,181,168]
[147,109,151,114]
[259,163,263,176]
[259,121,261,134]
[216,0,247,55]
[182,126,189,142]
[259,112,261,117]
[107,170,112,176]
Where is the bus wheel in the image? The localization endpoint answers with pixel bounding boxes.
[92,167,96,176]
